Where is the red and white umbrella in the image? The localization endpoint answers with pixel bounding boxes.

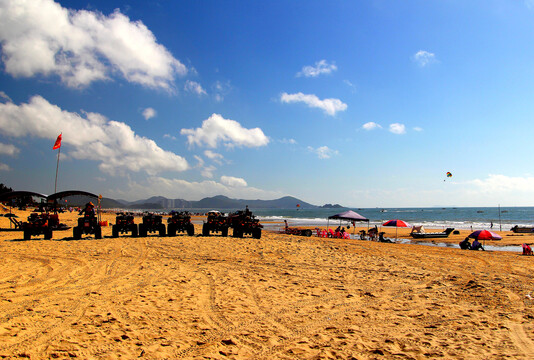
[382,219,411,239]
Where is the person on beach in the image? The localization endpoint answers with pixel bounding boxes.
[471,239,484,251]
[79,202,95,217]
[459,237,471,250]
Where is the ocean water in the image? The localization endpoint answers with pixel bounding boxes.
[252,207,533,231]
[132,206,534,231]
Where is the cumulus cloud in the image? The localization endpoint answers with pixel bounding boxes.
[0,95,189,175]
[184,80,207,95]
[220,175,247,187]
[297,60,337,77]
[362,122,382,131]
[389,123,406,135]
[181,113,269,149]
[114,176,283,201]
[0,142,19,156]
[142,107,156,120]
[280,92,347,116]
[307,146,338,159]
[413,50,437,67]
[0,0,187,89]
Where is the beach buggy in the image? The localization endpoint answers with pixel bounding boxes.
[112,212,138,238]
[73,202,102,239]
[139,212,166,237]
[202,210,229,237]
[167,211,194,236]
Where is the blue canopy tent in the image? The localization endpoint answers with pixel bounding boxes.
[327,210,369,237]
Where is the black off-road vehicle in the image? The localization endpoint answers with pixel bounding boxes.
[73,214,102,240]
[227,208,262,239]
[139,212,166,237]
[167,211,194,236]
[112,212,138,238]
[22,212,69,240]
[202,211,229,237]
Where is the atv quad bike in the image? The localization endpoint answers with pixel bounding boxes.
[139,212,166,237]
[202,211,229,237]
[73,215,102,240]
[167,211,194,236]
[22,212,69,240]
[112,212,138,238]
[227,208,263,239]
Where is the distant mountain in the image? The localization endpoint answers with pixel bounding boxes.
[320,203,344,209]
[100,194,322,210]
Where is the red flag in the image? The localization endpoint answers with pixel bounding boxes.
[53,133,62,150]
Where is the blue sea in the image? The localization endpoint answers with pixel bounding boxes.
[251,207,534,231]
[133,206,534,231]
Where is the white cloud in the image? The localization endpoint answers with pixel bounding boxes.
[204,150,224,164]
[212,80,231,102]
[0,142,19,156]
[280,92,347,116]
[307,146,338,159]
[413,127,423,132]
[201,165,216,178]
[0,0,187,89]
[413,50,437,67]
[362,122,382,131]
[297,60,337,77]
[142,107,156,120]
[221,175,247,187]
[181,113,269,149]
[0,91,12,103]
[163,133,177,140]
[389,123,406,134]
[470,174,534,193]
[0,163,11,171]
[0,95,189,175]
[280,138,297,145]
[114,176,283,201]
[184,80,207,95]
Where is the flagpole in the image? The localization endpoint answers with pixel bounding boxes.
[54,145,60,193]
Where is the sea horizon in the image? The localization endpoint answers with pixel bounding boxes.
[105,206,534,231]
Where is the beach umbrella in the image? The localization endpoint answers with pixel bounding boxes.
[468,229,502,249]
[382,219,410,239]
[468,230,502,240]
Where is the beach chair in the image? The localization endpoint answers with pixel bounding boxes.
[342,232,350,239]
[328,229,335,238]
[522,243,533,256]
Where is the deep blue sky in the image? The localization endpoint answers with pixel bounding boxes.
[1,0,534,207]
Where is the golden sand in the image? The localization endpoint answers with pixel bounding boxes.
[0,210,533,359]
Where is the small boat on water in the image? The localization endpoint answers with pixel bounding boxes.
[410,227,455,239]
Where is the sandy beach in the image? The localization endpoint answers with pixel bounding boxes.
[1,209,534,359]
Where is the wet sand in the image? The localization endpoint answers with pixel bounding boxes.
[0,209,533,359]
